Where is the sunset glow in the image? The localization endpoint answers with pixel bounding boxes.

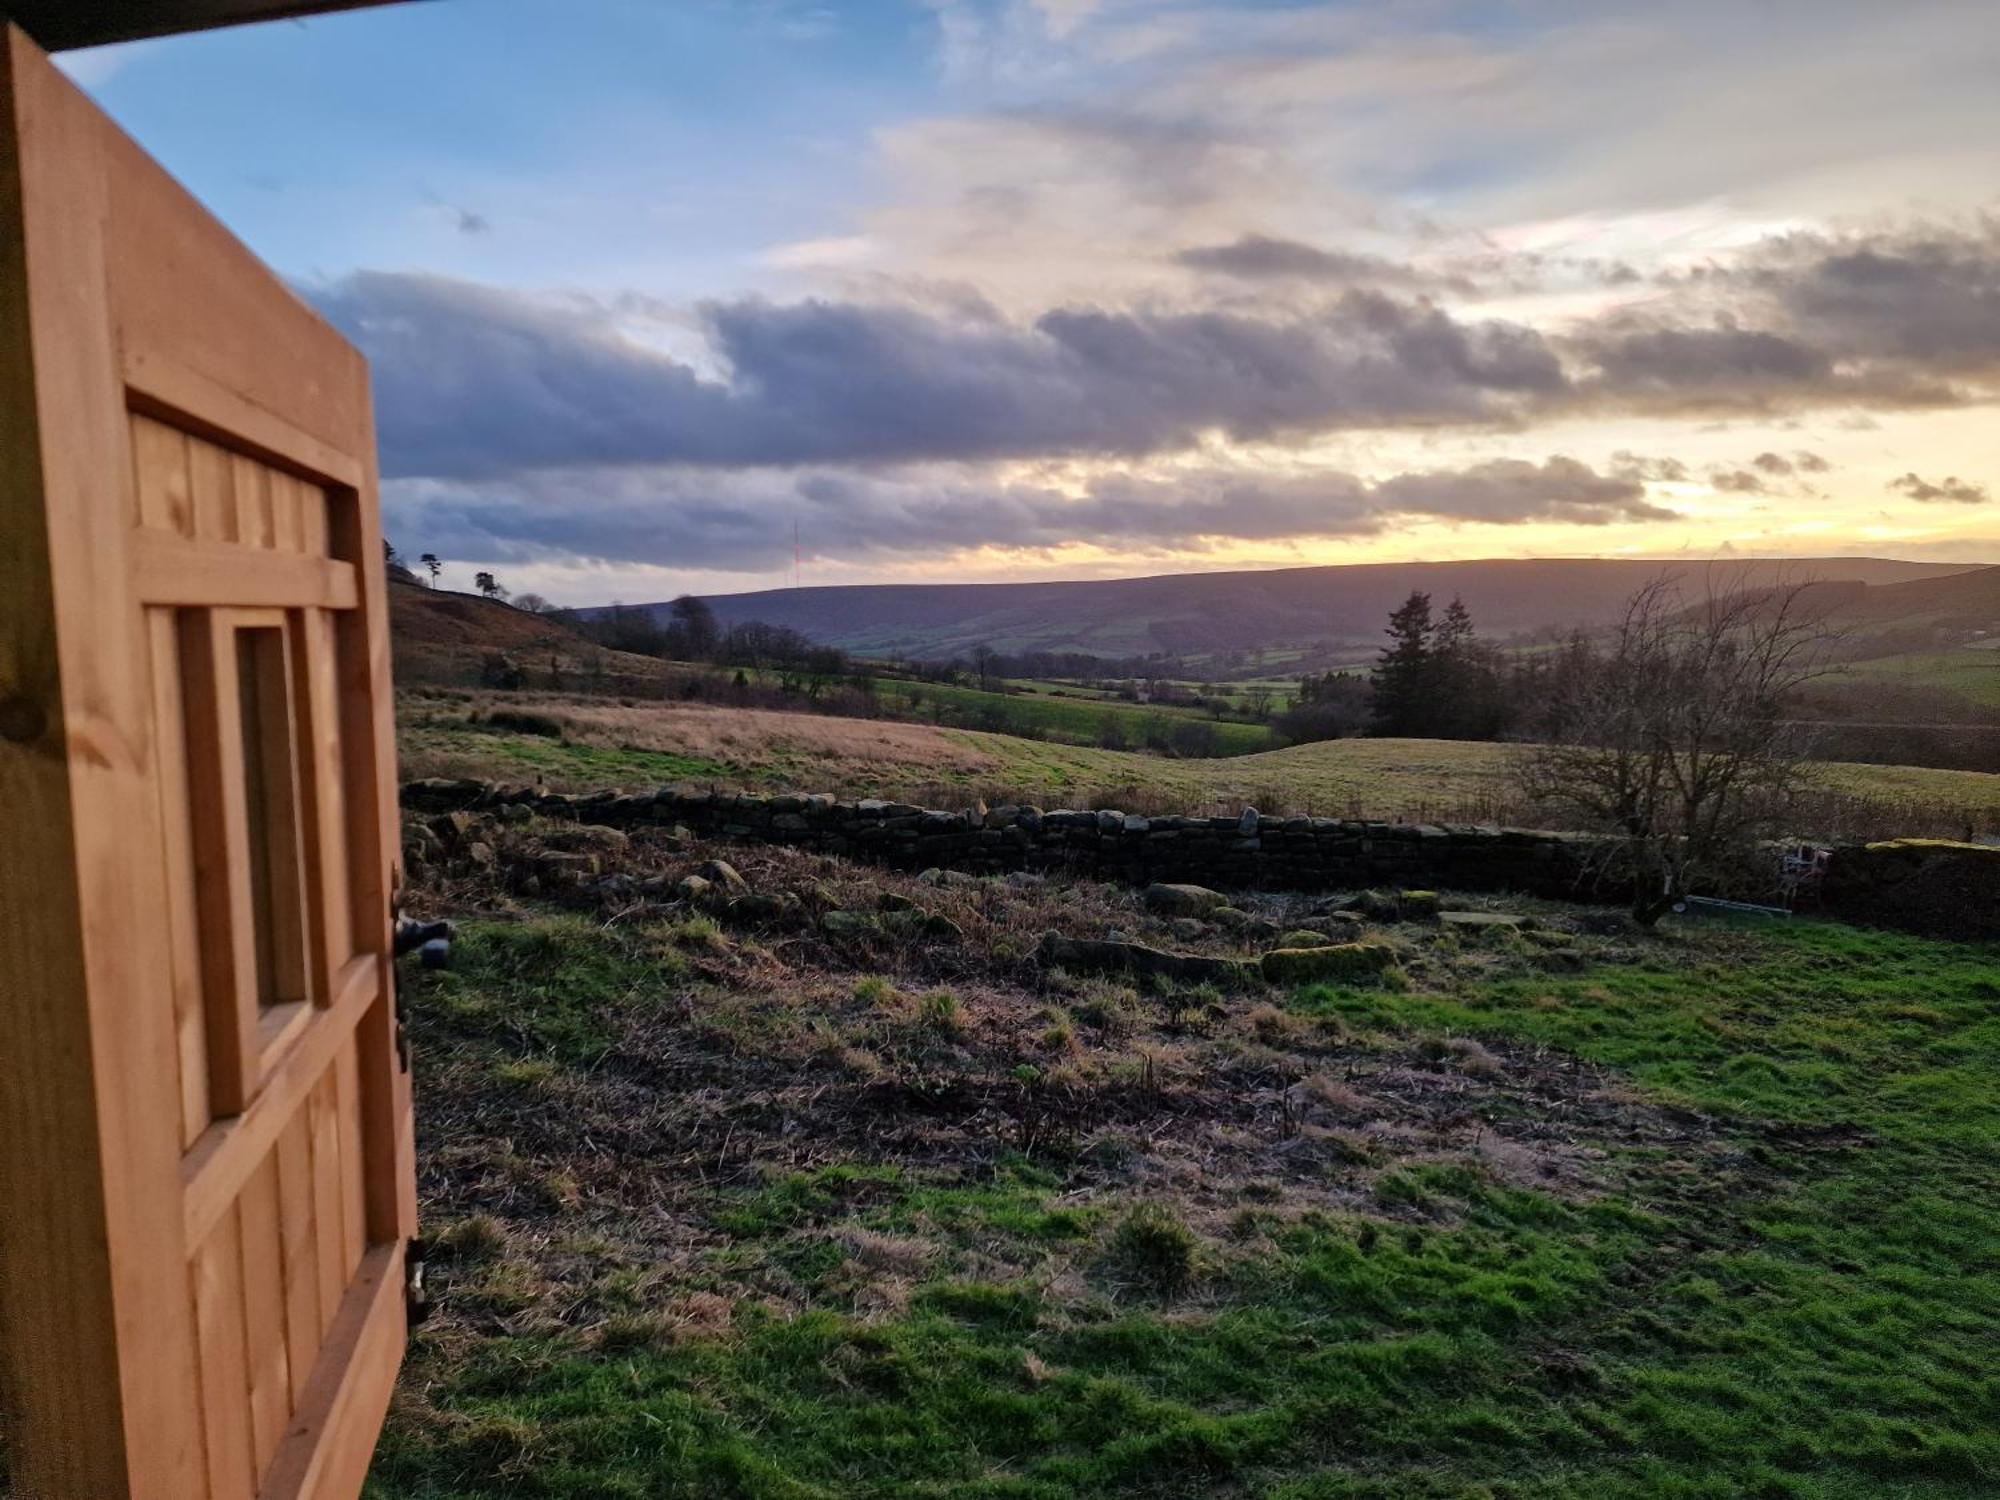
[64,0,2000,603]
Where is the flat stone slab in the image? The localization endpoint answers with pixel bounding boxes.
[1260,942,1397,985]
[1142,883,1230,917]
[1438,911,1536,931]
[1039,932,1252,987]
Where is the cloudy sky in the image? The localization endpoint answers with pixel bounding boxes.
[65,0,2000,601]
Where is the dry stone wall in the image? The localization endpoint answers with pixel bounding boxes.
[402,780,2000,938]
[402,778,1604,897]
[1820,839,2000,940]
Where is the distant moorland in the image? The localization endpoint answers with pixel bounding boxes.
[636,555,1982,665]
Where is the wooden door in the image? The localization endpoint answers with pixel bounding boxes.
[0,25,415,1500]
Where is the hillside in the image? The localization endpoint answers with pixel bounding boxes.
[389,580,665,687]
[649,556,1978,663]
[1818,563,2000,632]
[390,580,587,650]
[399,691,2000,840]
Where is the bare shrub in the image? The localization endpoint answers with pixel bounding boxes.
[1518,573,1842,924]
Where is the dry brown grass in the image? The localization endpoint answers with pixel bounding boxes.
[400,686,2000,841]
[529,698,1006,774]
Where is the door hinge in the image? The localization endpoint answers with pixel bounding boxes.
[405,1237,432,1325]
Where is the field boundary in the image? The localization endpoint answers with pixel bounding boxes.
[402,777,2000,939]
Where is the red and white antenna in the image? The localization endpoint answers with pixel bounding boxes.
[793,519,801,590]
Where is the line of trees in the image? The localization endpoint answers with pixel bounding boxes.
[568,596,855,697]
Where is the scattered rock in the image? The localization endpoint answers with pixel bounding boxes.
[1438,911,1536,932]
[822,910,882,940]
[878,891,921,913]
[1168,916,1209,942]
[880,909,927,940]
[1038,932,1252,988]
[1143,883,1229,917]
[1237,807,1260,836]
[1335,889,1440,922]
[1336,890,1400,920]
[429,810,478,846]
[698,859,749,895]
[495,802,533,825]
[725,893,788,924]
[675,874,713,902]
[1212,907,1281,940]
[918,867,981,888]
[1278,929,1333,949]
[1260,942,1397,985]
[1398,890,1441,920]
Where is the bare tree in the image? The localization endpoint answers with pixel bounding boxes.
[1517,573,1839,924]
[970,643,998,692]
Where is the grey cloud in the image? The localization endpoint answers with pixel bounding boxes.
[1751,451,1794,474]
[1579,323,1832,400]
[1609,451,1691,483]
[384,454,1668,573]
[315,272,1567,482]
[1756,226,2000,370]
[1600,218,2000,411]
[1888,472,1990,504]
[1371,456,1674,525]
[1708,467,1769,494]
[1174,234,1470,293]
[320,219,2000,496]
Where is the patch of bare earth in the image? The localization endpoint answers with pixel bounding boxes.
[398,806,1747,1347]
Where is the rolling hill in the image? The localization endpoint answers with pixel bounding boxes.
[1813,563,2000,630]
[657,556,1982,663]
[388,580,666,687]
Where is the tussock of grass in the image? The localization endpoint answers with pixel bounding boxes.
[1102,1203,1201,1298]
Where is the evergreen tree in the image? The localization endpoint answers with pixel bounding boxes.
[1430,596,1487,738]
[667,595,721,660]
[1370,590,1434,735]
[1433,596,1474,666]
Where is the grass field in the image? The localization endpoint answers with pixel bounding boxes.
[400,690,2000,840]
[1836,649,2000,707]
[878,678,1277,754]
[365,822,2000,1498]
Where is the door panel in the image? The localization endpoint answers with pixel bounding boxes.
[0,25,413,1500]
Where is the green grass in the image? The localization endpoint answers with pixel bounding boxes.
[368,916,1999,1499]
[879,678,1277,754]
[1836,650,2000,706]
